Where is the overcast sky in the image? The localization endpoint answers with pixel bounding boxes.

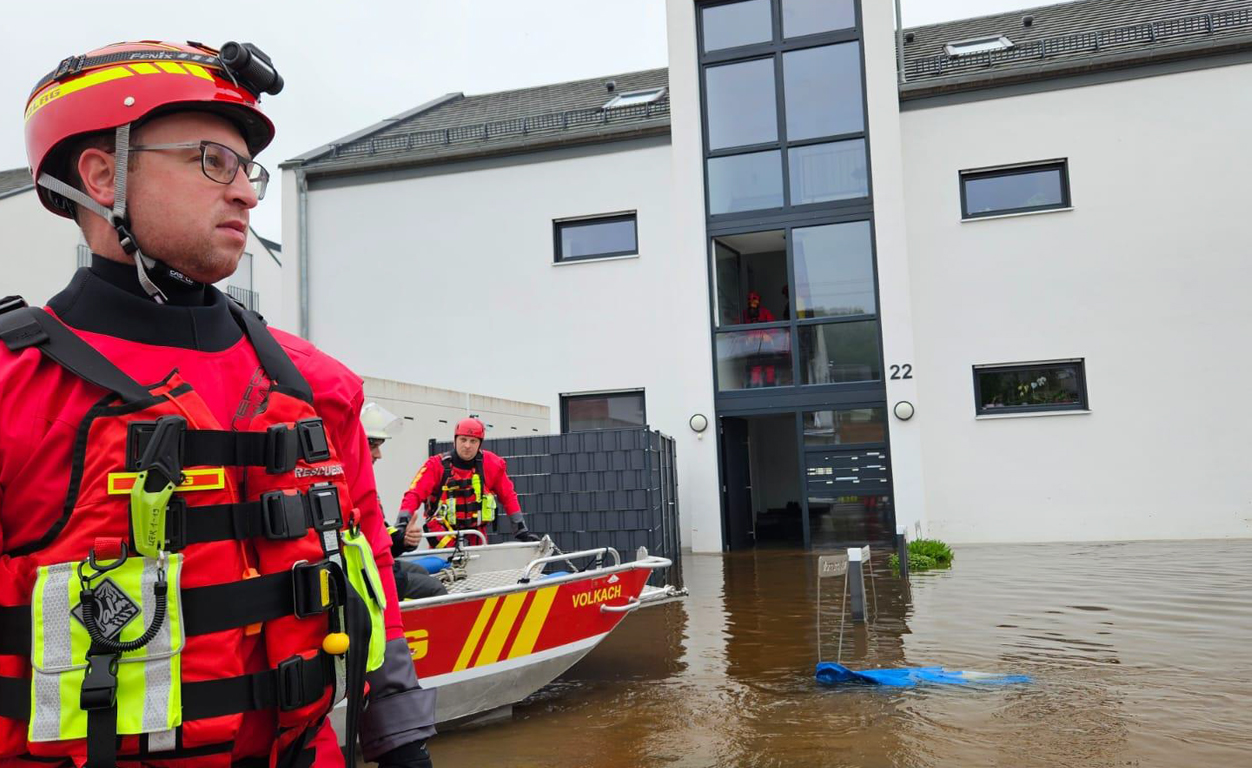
[0,0,1061,241]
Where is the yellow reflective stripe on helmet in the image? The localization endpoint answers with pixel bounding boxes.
[25,58,222,121]
[25,66,133,120]
[183,63,214,80]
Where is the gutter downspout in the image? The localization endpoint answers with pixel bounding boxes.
[297,169,310,339]
[895,0,906,84]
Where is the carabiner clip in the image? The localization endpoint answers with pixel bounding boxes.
[78,540,130,587]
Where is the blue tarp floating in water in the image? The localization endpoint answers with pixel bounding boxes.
[815,662,1030,687]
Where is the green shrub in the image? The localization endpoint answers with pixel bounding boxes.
[888,551,937,574]
[908,538,953,567]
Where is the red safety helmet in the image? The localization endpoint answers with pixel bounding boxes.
[454,418,486,441]
[747,291,761,303]
[25,41,277,218]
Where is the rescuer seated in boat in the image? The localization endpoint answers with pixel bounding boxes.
[399,418,542,548]
[361,403,447,600]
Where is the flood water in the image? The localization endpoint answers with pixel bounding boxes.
[427,540,1252,767]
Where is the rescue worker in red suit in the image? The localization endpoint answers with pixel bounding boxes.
[0,42,435,768]
[741,291,777,388]
[398,419,541,549]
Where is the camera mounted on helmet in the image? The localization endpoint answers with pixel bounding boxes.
[217,42,284,97]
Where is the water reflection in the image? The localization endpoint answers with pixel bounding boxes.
[428,540,1252,767]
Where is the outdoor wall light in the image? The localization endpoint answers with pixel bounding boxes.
[893,401,915,421]
[689,413,709,433]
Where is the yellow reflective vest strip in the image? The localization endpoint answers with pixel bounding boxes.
[341,530,387,673]
[29,555,183,742]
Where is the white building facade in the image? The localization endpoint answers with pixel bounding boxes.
[283,0,1252,550]
[0,168,284,319]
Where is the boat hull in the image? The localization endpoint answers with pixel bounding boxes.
[332,558,661,735]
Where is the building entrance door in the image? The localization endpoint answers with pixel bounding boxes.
[719,414,804,550]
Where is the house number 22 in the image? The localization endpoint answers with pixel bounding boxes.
[889,364,913,380]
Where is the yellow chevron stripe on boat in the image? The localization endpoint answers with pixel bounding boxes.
[453,597,498,672]
[507,586,558,659]
[474,592,528,667]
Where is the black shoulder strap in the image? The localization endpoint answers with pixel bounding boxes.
[227,300,314,404]
[439,453,454,489]
[0,303,150,404]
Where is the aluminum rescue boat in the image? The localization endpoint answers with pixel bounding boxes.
[337,532,681,731]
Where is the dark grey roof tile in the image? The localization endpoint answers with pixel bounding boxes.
[902,0,1252,90]
[0,167,33,199]
[295,68,668,172]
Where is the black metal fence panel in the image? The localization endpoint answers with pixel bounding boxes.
[430,427,683,589]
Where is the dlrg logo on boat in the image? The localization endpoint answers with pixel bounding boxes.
[571,584,622,608]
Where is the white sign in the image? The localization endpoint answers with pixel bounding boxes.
[818,554,849,578]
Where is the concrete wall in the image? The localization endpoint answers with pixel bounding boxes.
[291,137,722,551]
[900,61,1252,542]
[0,188,85,305]
[863,0,927,539]
[667,0,724,552]
[242,233,283,321]
[362,376,549,523]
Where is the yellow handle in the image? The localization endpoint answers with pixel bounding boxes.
[322,632,350,655]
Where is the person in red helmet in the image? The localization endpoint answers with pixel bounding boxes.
[398,418,541,549]
[741,290,779,387]
[0,42,434,768]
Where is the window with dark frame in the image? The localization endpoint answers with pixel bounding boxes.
[554,213,638,263]
[973,360,1088,416]
[561,391,647,432]
[699,0,868,218]
[960,160,1070,219]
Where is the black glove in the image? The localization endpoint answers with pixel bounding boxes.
[389,515,413,558]
[512,519,542,542]
[376,739,433,768]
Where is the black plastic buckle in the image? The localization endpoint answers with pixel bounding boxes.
[113,218,139,256]
[0,301,46,353]
[136,415,186,491]
[54,55,87,81]
[0,296,28,316]
[291,562,332,619]
[261,491,308,541]
[307,485,343,532]
[164,497,188,551]
[80,653,119,711]
[265,424,299,474]
[296,419,331,463]
[275,655,308,712]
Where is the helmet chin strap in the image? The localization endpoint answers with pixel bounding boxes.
[36,123,169,304]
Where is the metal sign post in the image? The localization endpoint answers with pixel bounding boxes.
[816,554,849,664]
[847,546,871,623]
[896,525,909,582]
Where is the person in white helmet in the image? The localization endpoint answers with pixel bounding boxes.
[360,403,446,600]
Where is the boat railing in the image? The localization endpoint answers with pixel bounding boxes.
[521,546,621,582]
[399,552,673,608]
[405,529,488,547]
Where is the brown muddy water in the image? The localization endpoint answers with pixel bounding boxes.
[426,540,1252,767]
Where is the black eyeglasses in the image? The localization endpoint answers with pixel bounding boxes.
[128,140,269,199]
